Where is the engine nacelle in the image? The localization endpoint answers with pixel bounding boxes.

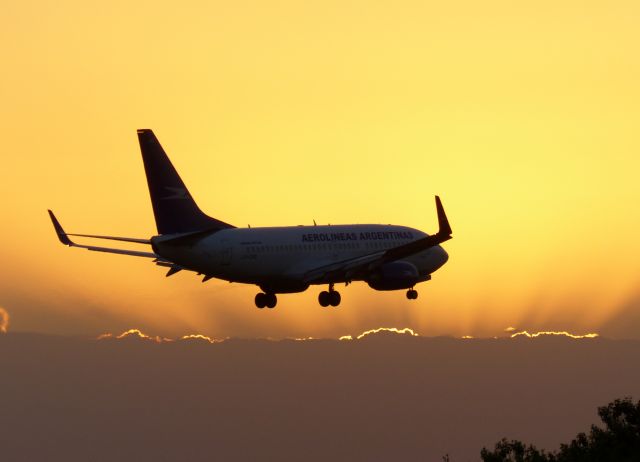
[366,261,422,291]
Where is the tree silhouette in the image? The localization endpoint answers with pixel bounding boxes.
[480,439,550,462]
[480,398,640,462]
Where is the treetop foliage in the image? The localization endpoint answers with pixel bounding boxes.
[480,397,640,462]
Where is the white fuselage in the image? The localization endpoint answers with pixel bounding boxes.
[152,224,448,291]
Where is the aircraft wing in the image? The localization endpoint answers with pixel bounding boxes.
[303,196,452,284]
[47,210,159,259]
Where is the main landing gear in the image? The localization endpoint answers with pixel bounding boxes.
[255,292,277,309]
[319,284,341,307]
[406,289,418,300]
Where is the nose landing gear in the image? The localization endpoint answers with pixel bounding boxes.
[406,289,418,300]
[319,283,341,307]
[255,292,277,309]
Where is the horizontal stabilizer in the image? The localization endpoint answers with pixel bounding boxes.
[77,246,158,258]
[47,210,158,259]
[66,233,150,245]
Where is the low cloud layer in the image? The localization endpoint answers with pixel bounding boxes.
[0,307,9,333]
[0,332,637,461]
[93,326,602,343]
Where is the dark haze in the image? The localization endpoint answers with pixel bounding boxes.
[1,333,639,461]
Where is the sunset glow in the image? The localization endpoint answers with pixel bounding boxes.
[355,327,419,339]
[510,330,599,340]
[97,327,424,342]
[97,329,172,343]
[4,4,640,462]
[89,325,602,343]
[180,334,224,344]
[1,0,638,340]
[0,308,9,334]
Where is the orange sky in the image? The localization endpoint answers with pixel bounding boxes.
[1,0,639,338]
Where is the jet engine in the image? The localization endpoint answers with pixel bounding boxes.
[366,261,423,291]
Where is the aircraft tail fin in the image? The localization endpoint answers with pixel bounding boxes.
[137,129,234,235]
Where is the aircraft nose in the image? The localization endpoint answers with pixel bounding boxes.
[436,245,449,267]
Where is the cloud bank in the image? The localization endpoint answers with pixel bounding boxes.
[0,307,9,333]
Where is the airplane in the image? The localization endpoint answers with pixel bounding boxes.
[48,129,452,309]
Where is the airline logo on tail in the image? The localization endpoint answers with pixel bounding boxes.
[162,186,190,200]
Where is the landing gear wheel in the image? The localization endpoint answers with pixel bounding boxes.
[319,291,330,307]
[255,293,267,308]
[265,293,277,309]
[406,289,418,300]
[329,291,341,307]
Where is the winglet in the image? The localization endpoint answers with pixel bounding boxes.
[47,210,74,246]
[435,196,452,237]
